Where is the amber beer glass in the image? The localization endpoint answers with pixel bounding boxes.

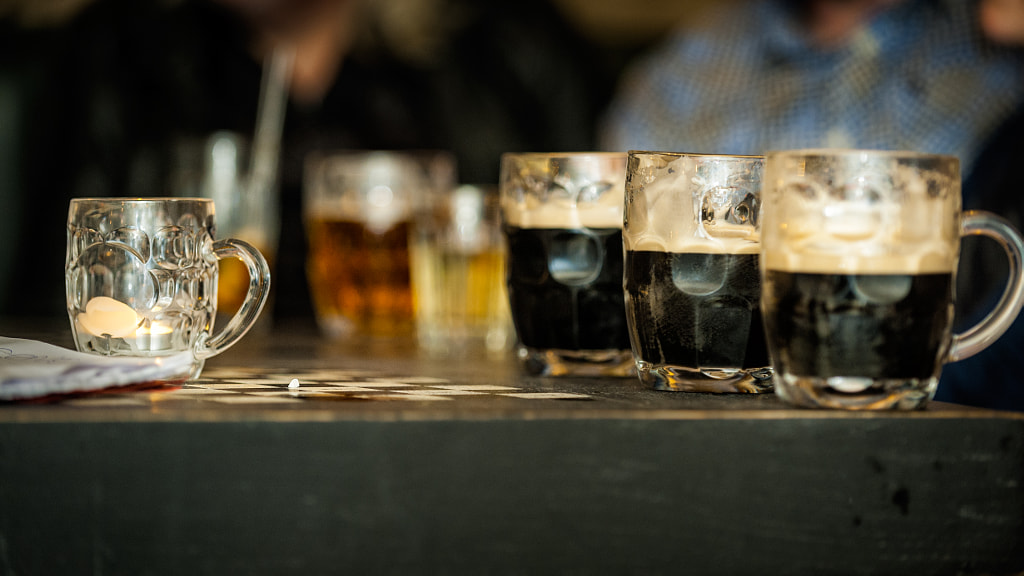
[304,151,455,337]
[410,184,513,358]
[761,149,1024,409]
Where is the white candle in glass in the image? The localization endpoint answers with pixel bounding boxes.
[135,321,174,352]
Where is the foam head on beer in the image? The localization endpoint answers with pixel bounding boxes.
[761,151,960,276]
[500,153,626,229]
[309,152,424,234]
[623,153,763,256]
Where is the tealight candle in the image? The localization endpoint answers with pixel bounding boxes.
[135,321,174,352]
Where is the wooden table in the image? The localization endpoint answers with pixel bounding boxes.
[1,323,1022,575]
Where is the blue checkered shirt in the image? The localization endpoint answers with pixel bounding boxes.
[600,0,1024,180]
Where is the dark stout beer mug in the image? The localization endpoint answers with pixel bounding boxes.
[761,149,1024,410]
[624,152,771,392]
[500,153,632,376]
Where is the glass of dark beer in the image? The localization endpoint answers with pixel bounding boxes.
[623,151,772,392]
[761,149,1024,410]
[500,152,632,376]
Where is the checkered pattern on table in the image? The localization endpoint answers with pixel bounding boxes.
[63,367,594,406]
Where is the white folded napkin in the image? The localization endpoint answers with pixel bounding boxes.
[0,337,193,401]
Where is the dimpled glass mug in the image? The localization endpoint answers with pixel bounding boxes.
[624,152,771,393]
[66,198,271,380]
[760,150,1024,410]
[304,150,455,338]
[500,152,632,377]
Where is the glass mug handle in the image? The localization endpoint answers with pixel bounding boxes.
[948,210,1024,362]
[194,238,272,360]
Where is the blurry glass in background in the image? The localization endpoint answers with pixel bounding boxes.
[168,45,290,320]
[411,184,512,358]
[303,150,455,339]
[169,131,278,318]
[0,0,616,322]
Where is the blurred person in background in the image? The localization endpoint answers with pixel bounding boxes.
[601,0,1023,171]
[1,0,611,325]
[942,0,1024,409]
[601,0,1024,409]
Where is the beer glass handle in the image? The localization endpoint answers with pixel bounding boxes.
[948,211,1024,362]
[196,238,272,360]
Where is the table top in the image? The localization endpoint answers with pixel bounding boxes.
[1,322,1013,423]
[2,321,1022,575]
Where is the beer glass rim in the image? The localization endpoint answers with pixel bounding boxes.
[71,197,212,205]
[306,148,456,164]
[765,148,958,162]
[500,151,627,161]
[627,150,763,160]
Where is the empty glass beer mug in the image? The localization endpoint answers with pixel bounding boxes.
[624,152,771,392]
[761,149,1024,410]
[66,198,271,380]
[500,152,632,377]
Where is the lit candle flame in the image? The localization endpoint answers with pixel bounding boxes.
[137,322,174,336]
